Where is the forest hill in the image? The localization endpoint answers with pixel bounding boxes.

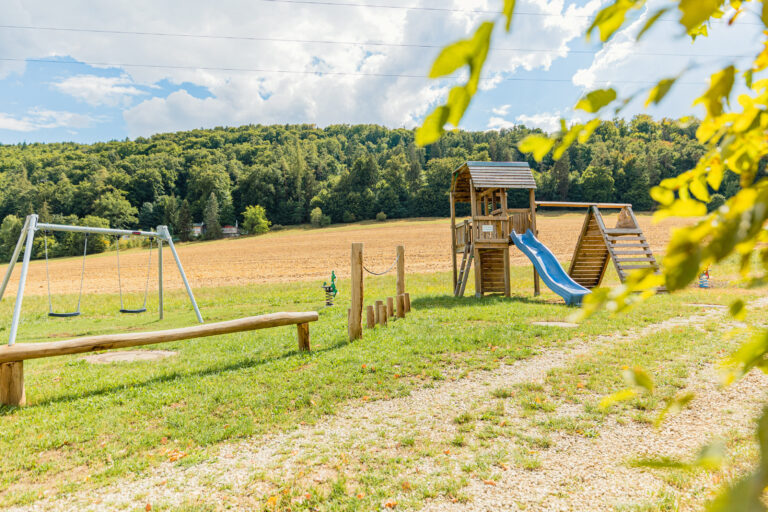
[0,116,752,259]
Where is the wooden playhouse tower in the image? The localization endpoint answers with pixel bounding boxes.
[450,161,539,298]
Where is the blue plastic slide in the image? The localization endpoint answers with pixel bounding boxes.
[509,229,591,306]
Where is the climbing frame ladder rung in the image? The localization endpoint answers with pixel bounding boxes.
[454,243,474,297]
[569,205,661,289]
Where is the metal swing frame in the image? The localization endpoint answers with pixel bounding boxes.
[0,214,204,346]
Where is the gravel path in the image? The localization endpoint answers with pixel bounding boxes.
[11,297,767,511]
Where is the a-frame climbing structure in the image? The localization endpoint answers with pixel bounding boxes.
[568,205,660,288]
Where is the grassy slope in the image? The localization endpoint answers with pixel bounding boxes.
[0,221,755,507]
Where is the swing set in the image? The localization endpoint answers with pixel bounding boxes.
[0,214,203,346]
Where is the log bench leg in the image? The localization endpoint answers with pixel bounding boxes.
[0,361,25,407]
[297,323,310,352]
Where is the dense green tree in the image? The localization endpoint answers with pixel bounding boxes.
[242,205,271,235]
[93,190,138,228]
[203,192,222,240]
[177,200,193,242]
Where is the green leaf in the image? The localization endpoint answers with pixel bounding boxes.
[465,22,495,95]
[519,135,555,162]
[637,7,670,40]
[690,176,710,202]
[645,77,677,107]
[588,0,644,42]
[599,388,637,409]
[650,186,675,206]
[622,366,654,393]
[729,298,746,320]
[415,106,450,146]
[763,0,768,28]
[446,86,471,127]
[693,65,735,118]
[655,392,695,426]
[678,0,722,33]
[578,119,601,144]
[503,0,515,31]
[575,88,617,113]
[429,40,474,79]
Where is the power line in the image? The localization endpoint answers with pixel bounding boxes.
[255,0,763,25]
[0,25,753,59]
[0,56,711,85]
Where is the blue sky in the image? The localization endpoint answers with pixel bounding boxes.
[0,0,761,144]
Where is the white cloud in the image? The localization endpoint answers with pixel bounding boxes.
[0,108,97,132]
[492,104,512,116]
[487,116,516,130]
[53,75,145,107]
[515,111,561,132]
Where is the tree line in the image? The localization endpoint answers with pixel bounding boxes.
[0,115,753,259]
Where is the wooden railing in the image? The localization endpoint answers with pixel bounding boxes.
[454,220,472,250]
[508,209,532,234]
[473,216,509,243]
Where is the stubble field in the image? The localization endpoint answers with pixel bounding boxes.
[3,212,693,296]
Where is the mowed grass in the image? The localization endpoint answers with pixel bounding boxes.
[0,256,756,506]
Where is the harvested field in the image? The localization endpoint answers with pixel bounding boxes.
[2,213,693,296]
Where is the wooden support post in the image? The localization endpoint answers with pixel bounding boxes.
[0,361,25,407]
[450,193,457,291]
[396,294,405,318]
[386,297,394,318]
[377,303,387,326]
[366,305,375,328]
[404,293,411,312]
[375,300,383,324]
[396,245,405,297]
[529,189,540,296]
[297,323,310,352]
[349,243,363,341]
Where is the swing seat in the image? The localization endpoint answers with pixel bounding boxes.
[120,308,147,314]
[48,312,80,318]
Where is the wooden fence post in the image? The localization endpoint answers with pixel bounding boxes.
[0,361,25,407]
[404,293,411,312]
[396,294,405,318]
[396,245,405,297]
[378,303,387,326]
[386,297,394,318]
[366,305,375,328]
[375,300,383,324]
[349,243,363,341]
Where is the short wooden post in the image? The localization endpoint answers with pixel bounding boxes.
[396,294,405,318]
[386,297,394,318]
[375,300,383,324]
[0,361,25,407]
[377,303,387,326]
[396,245,405,297]
[366,305,375,328]
[349,243,364,341]
[404,293,411,312]
[297,323,310,351]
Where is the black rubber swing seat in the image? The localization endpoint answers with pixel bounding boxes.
[48,312,81,318]
[120,308,147,314]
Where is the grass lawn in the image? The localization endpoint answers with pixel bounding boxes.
[0,256,759,507]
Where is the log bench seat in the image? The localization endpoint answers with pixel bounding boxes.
[0,311,319,407]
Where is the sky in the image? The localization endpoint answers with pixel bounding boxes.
[0,0,763,144]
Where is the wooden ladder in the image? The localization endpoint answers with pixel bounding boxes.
[597,207,661,283]
[454,243,474,297]
[569,206,661,288]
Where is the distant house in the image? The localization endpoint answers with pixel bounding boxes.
[191,223,204,238]
[222,225,239,238]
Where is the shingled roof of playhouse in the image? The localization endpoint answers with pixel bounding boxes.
[451,161,536,202]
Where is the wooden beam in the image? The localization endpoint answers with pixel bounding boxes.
[396,245,405,297]
[536,201,632,209]
[297,323,310,352]
[0,312,319,364]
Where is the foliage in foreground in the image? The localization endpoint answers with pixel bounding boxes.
[419,0,768,509]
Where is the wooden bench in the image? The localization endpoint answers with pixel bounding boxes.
[0,311,319,407]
